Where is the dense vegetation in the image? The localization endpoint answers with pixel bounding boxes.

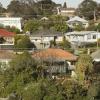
[0,52,99,100]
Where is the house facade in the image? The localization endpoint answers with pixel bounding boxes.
[0,29,15,49]
[0,17,22,31]
[67,16,89,28]
[32,48,77,74]
[65,31,100,46]
[57,7,75,17]
[28,30,63,49]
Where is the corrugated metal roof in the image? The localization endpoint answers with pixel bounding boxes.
[67,16,88,23]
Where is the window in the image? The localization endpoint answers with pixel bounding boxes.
[87,34,91,39]
[93,35,96,39]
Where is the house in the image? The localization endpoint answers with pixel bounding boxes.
[0,29,15,49]
[65,31,100,46]
[0,17,22,31]
[0,50,14,70]
[91,50,100,73]
[41,17,49,21]
[57,4,75,17]
[29,30,63,49]
[91,50,100,62]
[67,16,89,28]
[32,48,77,74]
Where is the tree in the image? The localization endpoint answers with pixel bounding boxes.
[0,3,6,14]
[96,23,100,32]
[24,20,40,33]
[50,15,68,33]
[14,35,35,50]
[77,0,99,20]
[5,26,21,34]
[7,0,23,16]
[58,36,71,50]
[63,2,67,8]
[76,54,93,83]
[7,0,37,18]
[10,52,37,75]
[74,24,84,31]
[37,0,56,16]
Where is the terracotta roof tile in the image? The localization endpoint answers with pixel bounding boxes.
[32,48,77,61]
[0,29,15,37]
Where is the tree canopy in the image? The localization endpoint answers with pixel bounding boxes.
[77,0,99,20]
[76,54,93,83]
[7,0,57,18]
[14,35,35,50]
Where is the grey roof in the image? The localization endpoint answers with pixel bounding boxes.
[30,29,63,37]
[67,16,88,23]
[65,31,99,36]
[91,50,100,61]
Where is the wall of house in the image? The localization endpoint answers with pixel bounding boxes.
[3,37,14,45]
[0,18,22,31]
[85,33,100,43]
[66,32,100,44]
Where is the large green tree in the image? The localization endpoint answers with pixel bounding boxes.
[76,54,93,83]
[50,15,68,33]
[77,0,99,20]
[14,35,35,50]
[24,20,40,33]
[0,2,6,14]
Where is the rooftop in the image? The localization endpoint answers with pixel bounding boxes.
[30,29,63,37]
[67,16,88,23]
[32,48,77,61]
[0,29,15,37]
[65,31,100,36]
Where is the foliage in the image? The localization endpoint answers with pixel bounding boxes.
[95,23,100,32]
[24,20,40,33]
[0,37,5,44]
[7,0,56,18]
[5,26,21,34]
[53,22,68,33]
[37,0,56,16]
[0,3,6,14]
[57,36,71,50]
[14,35,35,50]
[7,0,23,17]
[76,0,99,20]
[76,54,93,83]
[50,15,68,33]
[63,2,67,8]
[74,24,84,31]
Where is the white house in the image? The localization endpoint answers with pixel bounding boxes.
[28,30,63,49]
[67,16,89,28]
[57,7,75,17]
[0,17,22,31]
[65,31,100,46]
[0,29,15,49]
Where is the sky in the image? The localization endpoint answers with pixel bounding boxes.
[0,0,100,8]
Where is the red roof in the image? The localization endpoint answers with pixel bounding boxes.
[0,29,15,37]
[32,48,77,61]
